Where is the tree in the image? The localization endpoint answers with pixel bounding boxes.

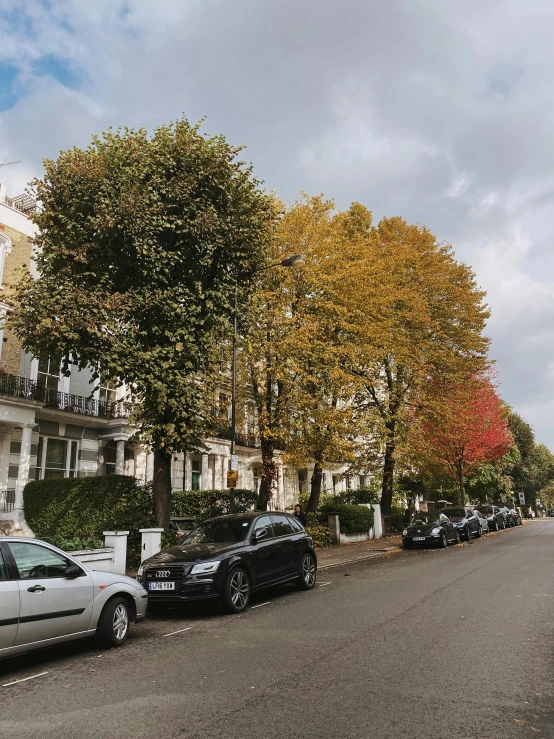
[11,118,274,527]
[414,378,513,504]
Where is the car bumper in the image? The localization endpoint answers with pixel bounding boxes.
[134,592,149,621]
[142,577,224,603]
[403,535,442,546]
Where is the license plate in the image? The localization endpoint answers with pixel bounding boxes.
[413,537,426,541]
[148,582,175,591]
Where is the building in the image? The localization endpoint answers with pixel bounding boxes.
[0,184,362,533]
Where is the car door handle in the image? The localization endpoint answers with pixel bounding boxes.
[27,584,46,593]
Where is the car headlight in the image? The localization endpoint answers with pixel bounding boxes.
[191,561,221,575]
[431,527,441,534]
[403,529,408,536]
[137,565,144,579]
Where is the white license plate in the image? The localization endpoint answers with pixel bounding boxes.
[413,537,426,541]
[148,582,175,591]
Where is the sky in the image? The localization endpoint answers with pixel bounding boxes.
[1,0,554,446]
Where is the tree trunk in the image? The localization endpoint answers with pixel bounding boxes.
[307,460,324,515]
[457,463,465,506]
[380,421,396,515]
[153,448,172,528]
[258,436,276,511]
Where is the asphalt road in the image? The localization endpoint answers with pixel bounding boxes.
[1,520,553,739]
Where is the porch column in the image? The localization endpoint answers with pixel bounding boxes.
[115,439,125,475]
[0,431,11,490]
[145,452,154,482]
[15,423,34,511]
[201,453,210,491]
[184,454,192,490]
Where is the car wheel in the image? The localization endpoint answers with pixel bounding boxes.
[464,526,471,541]
[454,530,461,544]
[297,553,317,590]
[476,525,482,538]
[97,596,130,648]
[224,567,250,613]
[501,519,506,529]
[439,532,447,548]
[493,521,499,531]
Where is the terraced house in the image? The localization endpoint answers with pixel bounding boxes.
[0,184,358,533]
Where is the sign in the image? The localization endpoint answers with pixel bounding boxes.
[226,470,238,489]
[230,454,239,472]
[518,492,525,504]
[536,498,541,506]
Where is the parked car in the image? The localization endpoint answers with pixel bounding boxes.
[498,506,515,527]
[473,508,490,534]
[475,504,505,531]
[402,511,460,549]
[0,536,147,660]
[439,507,481,541]
[509,508,522,526]
[138,512,317,613]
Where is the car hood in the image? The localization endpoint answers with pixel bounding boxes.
[405,524,436,534]
[143,542,245,566]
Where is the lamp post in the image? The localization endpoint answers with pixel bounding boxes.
[228,254,306,511]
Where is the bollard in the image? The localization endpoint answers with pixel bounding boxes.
[139,528,164,563]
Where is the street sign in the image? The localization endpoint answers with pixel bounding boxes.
[536,498,541,506]
[227,470,238,489]
[518,492,525,504]
[230,454,239,471]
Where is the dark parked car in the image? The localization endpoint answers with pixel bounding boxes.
[402,511,460,549]
[137,512,317,613]
[475,505,505,531]
[498,506,515,527]
[439,507,482,541]
[509,508,522,526]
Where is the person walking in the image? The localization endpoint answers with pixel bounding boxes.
[294,504,307,526]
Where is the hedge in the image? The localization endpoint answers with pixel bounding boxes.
[24,476,155,568]
[337,487,380,505]
[318,502,375,533]
[171,489,258,519]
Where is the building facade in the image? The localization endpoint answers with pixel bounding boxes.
[0,184,362,532]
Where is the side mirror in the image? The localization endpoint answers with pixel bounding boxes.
[65,563,82,579]
[254,527,267,542]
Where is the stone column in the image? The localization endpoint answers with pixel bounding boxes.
[184,454,192,491]
[201,453,210,491]
[145,452,154,482]
[115,439,125,475]
[15,423,33,511]
[0,430,11,490]
[277,464,285,511]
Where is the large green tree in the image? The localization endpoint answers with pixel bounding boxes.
[12,118,274,527]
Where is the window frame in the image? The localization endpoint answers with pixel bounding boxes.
[7,541,71,580]
[35,436,79,480]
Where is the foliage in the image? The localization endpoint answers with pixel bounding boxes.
[305,523,332,549]
[161,530,180,550]
[45,534,105,552]
[297,492,337,513]
[338,487,380,504]
[382,513,406,534]
[12,117,275,527]
[24,476,154,568]
[171,489,258,520]
[318,502,374,533]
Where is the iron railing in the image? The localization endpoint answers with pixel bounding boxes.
[0,489,15,513]
[0,373,132,419]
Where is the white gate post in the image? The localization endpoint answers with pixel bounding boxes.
[140,527,164,563]
[371,504,383,539]
[103,531,129,574]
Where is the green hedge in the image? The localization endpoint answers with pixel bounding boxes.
[337,487,380,505]
[24,476,154,568]
[171,489,258,519]
[318,502,375,533]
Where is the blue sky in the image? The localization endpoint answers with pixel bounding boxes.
[2,0,554,447]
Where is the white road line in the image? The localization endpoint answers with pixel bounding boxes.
[2,672,48,687]
[251,602,271,609]
[318,582,332,587]
[163,627,192,637]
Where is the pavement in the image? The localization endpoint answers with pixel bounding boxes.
[1,519,553,739]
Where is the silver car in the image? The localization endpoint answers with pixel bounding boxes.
[473,508,490,534]
[0,536,148,659]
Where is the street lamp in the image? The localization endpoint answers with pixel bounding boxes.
[228,254,306,510]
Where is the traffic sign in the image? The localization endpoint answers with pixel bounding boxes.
[227,470,238,489]
[230,454,239,471]
[518,492,525,504]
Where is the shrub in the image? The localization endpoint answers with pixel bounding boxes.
[171,489,258,520]
[338,487,380,505]
[318,502,374,533]
[24,476,155,569]
[382,513,405,534]
[44,534,105,552]
[306,523,332,549]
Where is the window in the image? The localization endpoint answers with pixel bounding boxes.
[0,547,7,580]
[104,442,116,475]
[252,467,261,493]
[191,459,201,491]
[290,517,304,533]
[99,378,117,406]
[37,354,60,393]
[218,393,231,419]
[35,437,79,480]
[7,542,70,579]
[271,515,294,537]
[254,515,274,538]
[298,469,309,495]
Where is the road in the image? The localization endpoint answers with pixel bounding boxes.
[1,520,553,739]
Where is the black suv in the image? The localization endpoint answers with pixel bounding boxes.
[475,504,505,531]
[439,507,482,541]
[137,512,317,613]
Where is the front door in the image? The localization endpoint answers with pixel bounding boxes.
[249,515,282,586]
[6,541,94,647]
[270,515,297,578]
[0,544,19,651]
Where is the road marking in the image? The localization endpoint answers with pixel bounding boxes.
[2,672,48,687]
[318,582,332,587]
[163,627,192,637]
[251,602,271,609]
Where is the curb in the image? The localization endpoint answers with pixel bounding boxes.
[319,547,401,570]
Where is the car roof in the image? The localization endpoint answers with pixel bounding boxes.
[202,511,292,523]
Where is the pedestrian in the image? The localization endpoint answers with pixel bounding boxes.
[294,504,307,526]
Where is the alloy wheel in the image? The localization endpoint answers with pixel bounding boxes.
[113,604,129,642]
[230,570,249,610]
[303,555,316,586]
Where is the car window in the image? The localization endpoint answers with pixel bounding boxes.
[7,542,70,580]
[254,515,275,539]
[271,516,295,537]
[440,515,449,524]
[289,517,304,532]
[0,547,8,580]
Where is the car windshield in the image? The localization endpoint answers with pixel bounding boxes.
[476,506,493,514]
[441,508,465,519]
[409,513,440,525]
[184,518,252,545]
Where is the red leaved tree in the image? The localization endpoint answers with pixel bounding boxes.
[415,377,513,504]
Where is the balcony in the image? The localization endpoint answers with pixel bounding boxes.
[209,417,259,448]
[0,373,131,419]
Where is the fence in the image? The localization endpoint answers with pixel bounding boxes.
[0,489,15,513]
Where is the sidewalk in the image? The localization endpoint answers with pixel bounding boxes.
[317,535,402,570]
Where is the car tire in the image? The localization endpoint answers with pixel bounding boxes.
[475,526,482,538]
[453,530,461,545]
[439,532,447,548]
[223,567,250,613]
[297,553,317,590]
[464,526,471,541]
[97,596,130,648]
[492,521,498,531]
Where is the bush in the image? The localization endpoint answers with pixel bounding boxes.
[382,513,405,534]
[337,487,380,505]
[306,523,332,549]
[24,476,155,569]
[171,489,258,520]
[318,502,374,533]
[44,534,105,552]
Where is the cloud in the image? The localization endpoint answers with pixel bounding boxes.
[2,0,554,445]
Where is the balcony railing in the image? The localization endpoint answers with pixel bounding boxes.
[0,373,132,419]
[0,489,15,513]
